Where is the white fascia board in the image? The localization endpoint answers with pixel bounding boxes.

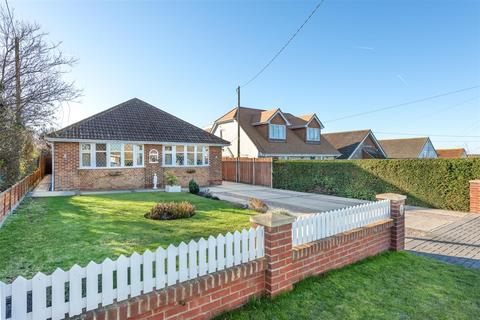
[45,137,229,147]
[259,153,340,157]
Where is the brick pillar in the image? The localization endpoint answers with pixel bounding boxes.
[250,212,295,297]
[470,180,480,213]
[376,193,406,251]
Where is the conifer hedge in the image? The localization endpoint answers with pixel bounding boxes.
[273,158,480,211]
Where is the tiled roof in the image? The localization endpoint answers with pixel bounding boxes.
[436,148,466,158]
[379,137,429,159]
[47,98,229,145]
[213,107,340,156]
[322,130,372,159]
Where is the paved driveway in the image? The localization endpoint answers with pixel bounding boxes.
[209,182,368,215]
[405,208,480,268]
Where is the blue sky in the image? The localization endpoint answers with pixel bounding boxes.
[12,0,480,152]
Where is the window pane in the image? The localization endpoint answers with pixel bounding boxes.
[124,144,133,152]
[165,146,172,152]
[149,150,158,163]
[81,153,91,167]
[196,152,203,165]
[110,143,121,152]
[187,152,195,165]
[203,147,209,165]
[96,144,106,151]
[137,150,144,166]
[187,146,194,153]
[176,153,184,166]
[165,153,173,165]
[125,151,133,166]
[96,152,106,167]
[81,143,91,151]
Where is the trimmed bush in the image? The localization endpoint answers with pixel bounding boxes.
[249,197,268,213]
[145,201,196,220]
[273,158,480,212]
[189,179,200,194]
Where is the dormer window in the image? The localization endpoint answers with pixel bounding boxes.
[269,124,286,140]
[307,127,320,141]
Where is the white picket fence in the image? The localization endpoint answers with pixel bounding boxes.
[0,227,264,320]
[292,200,391,246]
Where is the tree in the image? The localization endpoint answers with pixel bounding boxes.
[0,4,80,189]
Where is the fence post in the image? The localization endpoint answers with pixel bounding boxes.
[469,180,480,213]
[376,193,406,251]
[250,212,295,297]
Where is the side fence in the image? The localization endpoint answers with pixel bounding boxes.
[222,157,272,187]
[0,193,406,320]
[0,168,43,227]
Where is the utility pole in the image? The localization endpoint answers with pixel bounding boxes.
[236,85,240,183]
[14,36,20,121]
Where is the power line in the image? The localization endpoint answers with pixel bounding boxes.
[325,85,480,123]
[373,131,480,138]
[241,0,326,88]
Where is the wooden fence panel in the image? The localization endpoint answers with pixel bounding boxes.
[222,157,272,187]
[0,166,44,227]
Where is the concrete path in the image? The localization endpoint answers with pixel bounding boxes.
[209,182,368,216]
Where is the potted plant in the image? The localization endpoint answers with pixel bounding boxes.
[164,171,181,192]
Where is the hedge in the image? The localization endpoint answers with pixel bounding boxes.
[273,158,480,212]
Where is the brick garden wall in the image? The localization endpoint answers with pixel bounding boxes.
[53,143,223,191]
[83,196,404,320]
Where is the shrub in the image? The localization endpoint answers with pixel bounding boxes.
[189,179,200,194]
[163,171,178,186]
[145,201,196,220]
[249,197,268,213]
[273,158,480,211]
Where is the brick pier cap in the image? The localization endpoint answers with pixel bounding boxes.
[250,212,296,227]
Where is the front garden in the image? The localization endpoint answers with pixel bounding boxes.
[0,192,256,282]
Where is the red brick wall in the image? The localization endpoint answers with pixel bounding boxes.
[290,221,392,283]
[53,142,80,190]
[85,259,266,320]
[53,143,223,190]
[208,146,222,185]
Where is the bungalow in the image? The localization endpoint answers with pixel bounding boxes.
[379,137,437,159]
[209,107,340,160]
[322,130,387,159]
[45,98,229,191]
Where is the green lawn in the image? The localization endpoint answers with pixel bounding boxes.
[0,192,256,282]
[216,252,480,320]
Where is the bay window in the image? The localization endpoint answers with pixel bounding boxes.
[163,145,210,167]
[79,142,144,168]
[307,127,320,141]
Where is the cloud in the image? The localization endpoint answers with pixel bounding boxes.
[353,46,375,51]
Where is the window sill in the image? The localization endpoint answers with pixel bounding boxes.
[78,166,145,170]
[162,164,210,168]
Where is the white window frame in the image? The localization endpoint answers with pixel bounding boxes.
[307,127,321,141]
[79,142,145,169]
[149,149,159,163]
[162,144,210,167]
[269,124,286,140]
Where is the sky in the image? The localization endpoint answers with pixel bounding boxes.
[11,0,480,153]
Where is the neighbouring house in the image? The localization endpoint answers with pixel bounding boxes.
[45,98,229,191]
[436,148,467,158]
[379,137,437,159]
[209,107,340,160]
[322,130,387,159]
